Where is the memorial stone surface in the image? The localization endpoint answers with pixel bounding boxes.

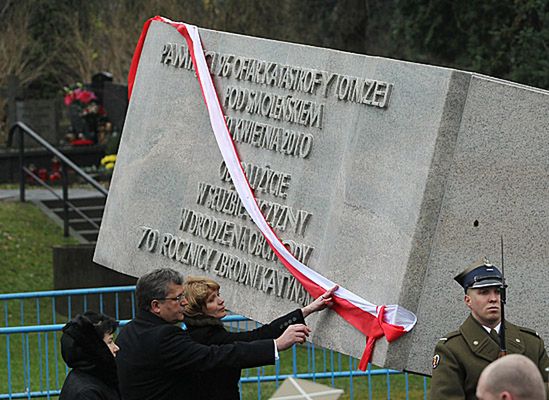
[94,21,549,375]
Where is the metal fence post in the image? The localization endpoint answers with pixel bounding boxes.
[18,127,25,203]
[61,163,69,237]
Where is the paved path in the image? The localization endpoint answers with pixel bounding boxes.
[0,188,103,202]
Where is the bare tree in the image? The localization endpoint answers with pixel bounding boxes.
[0,0,55,141]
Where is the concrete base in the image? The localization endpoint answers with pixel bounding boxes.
[53,244,137,319]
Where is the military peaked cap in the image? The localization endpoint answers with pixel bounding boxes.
[454,257,502,293]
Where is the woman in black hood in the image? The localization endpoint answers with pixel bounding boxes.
[59,311,120,400]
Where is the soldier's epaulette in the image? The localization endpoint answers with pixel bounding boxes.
[518,326,540,338]
[437,330,460,344]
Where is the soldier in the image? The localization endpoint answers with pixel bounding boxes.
[430,258,549,400]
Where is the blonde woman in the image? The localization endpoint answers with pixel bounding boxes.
[183,276,337,400]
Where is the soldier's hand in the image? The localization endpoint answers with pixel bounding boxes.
[275,324,311,351]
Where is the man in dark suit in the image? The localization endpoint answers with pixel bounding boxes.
[116,268,310,400]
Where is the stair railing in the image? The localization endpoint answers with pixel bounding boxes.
[8,121,109,237]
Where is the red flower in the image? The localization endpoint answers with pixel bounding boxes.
[64,92,75,106]
[74,88,96,104]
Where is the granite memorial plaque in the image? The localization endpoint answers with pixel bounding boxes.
[94,21,549,374]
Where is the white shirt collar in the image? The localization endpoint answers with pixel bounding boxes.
[482,322,501,334]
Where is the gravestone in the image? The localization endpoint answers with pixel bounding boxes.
[15,98,60,146]
[91,71,114,105]
[0,75,23,141]
[102,82,128,133]
[94,21,549,375]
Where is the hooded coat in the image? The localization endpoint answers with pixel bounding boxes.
[59,314,120,400]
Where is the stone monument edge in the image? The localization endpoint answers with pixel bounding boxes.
[383,70,472,371]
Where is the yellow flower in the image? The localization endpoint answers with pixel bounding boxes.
[105,162,115,170]
[100,154,117,165]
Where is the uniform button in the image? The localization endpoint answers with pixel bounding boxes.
[473,341,479,345]
[516,338,521,343]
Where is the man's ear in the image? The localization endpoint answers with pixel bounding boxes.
[464,294,472,310]
[150,299,161,314]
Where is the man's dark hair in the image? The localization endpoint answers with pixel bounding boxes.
[81,311,118,337]
[136,268,183,311]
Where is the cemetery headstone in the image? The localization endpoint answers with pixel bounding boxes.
[103,82,128,133]
[0,74,23,142]
[15,98,60,147]
[91,71,114,105]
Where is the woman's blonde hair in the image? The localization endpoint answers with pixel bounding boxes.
[182,276,220,317]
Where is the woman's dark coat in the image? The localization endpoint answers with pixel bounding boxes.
[59,315,120,400]
[185,309,305,400]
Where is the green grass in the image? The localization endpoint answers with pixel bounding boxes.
[0,200,77,397]
[0,200,429,399]
[239,345,429,399]
[242,346,424,400]
[0,201,77,294]
[0,183,20,190]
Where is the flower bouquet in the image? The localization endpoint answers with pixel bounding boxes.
[63,83,107,144]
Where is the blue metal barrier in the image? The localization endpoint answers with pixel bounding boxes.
[0,287,429,399]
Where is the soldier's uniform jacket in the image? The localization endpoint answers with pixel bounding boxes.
[430,314,549,400]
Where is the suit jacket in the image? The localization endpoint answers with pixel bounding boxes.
[430,315,549,400]
[115,310,275,400]
[185,309,305,400]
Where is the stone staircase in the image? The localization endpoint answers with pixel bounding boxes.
[35,196,106,244]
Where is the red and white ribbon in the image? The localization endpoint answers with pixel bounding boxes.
[128,16,417,369]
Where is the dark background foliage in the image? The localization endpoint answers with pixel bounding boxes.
[1,0,547,100]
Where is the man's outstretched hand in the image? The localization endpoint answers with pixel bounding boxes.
[275,324,311,351]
